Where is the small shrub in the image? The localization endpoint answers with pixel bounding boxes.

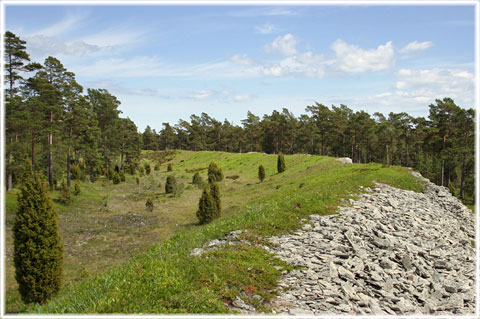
[258,165,266,182]
[165,175,177,194]
[208,173,216,184]
[71,164,85,180]
[138,166,145,175]
[145,198,154,212]
[192,172,203,187]
[167,163,173,172]
[73,182,81,196]
[299,183,305,188]
[112,172,121,185]
[196,188,218,224]
[136,177,140,185]
[59,180,71,204]
[119,171,126,182]
[276,185,282,190]
[144,163,151,175]
[277,152,286,173]
[154,163,160,171]
[208,162,223,181]
[114,164,120,173]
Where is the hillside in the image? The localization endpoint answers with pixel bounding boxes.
[6,151,430,313]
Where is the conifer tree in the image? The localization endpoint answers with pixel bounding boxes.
[144,163,151,175]
[13,165,63,304]
[145,198,154,212]
[208,162,224,181]
[73,181,81,196]
[165,175,177,194]
[192,172,203,187]
[196,188,218,224]
[258,165,266,182]
[277,152,286,173]
[59,179,71,204]
[167,163,173,172]
[209,182,221,214]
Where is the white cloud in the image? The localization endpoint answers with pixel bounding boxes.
[192,90,214,100]
[230,54,254,65]
[264,33,298,56]
[399,41,434,54]
[234,94,251,102]
[255,23,277,34]
[32,12,87,37]
[25,35,100,57]
[79,27,146,48]
[331,39,395,73]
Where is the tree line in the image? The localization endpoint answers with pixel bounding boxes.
[143,102,474,203]
[5,30,475,203]
[5,31,141,191]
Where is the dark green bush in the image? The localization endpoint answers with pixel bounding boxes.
[196,188,219,224]
[144,163,151,175]
[277,152,286,173]
[106,168,115,180]
[210,182,221,212]
[112,172,121,185]
[13,167,63,304]
[192,172,203,188]
[136,177,140,185]
[73,182,81,196]
[208,162,223,181]
[145,198,154,212]
[258,165,266,182]
[165,175,177,194]
[119,171,126,182]
[154,163,160,171]
[114,164,120,173]
[167,163,173,172]
[71,164,85,180]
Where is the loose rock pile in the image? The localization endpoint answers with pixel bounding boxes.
[267,175,475,315]
[190,172,476,315]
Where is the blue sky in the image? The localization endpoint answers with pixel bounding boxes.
[5,3,476,131]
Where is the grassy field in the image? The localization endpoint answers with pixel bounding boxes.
[4,151,424,313]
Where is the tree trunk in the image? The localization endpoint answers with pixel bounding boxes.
[441,159,444,187]
[460,154,466,199]
[48,111,54,187]
[386,144,389,166]
[121,139,125,171]
[7,137,13,191]
[67,128,72,187]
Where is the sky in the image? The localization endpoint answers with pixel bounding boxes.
[4,2,476,131]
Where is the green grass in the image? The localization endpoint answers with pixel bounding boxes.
[5,151,423,314]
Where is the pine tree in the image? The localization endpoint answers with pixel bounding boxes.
[13,166,63,304]
[165,175,177,194]
[196,188,218,224]
[277,152,286,173]
[258,165,266,182]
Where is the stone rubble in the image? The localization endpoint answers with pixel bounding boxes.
[190,171,476,315]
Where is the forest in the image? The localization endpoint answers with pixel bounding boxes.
[5,30,475,204]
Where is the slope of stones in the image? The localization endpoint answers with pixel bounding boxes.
[266,173,475,315]
[191,172,476,315]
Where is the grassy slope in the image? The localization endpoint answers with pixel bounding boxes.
[5,151,423,313]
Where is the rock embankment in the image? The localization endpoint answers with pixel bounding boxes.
[191,172,476,315]
[266,173,475,315]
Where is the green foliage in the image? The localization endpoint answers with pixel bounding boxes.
[106,168,114,180]
[119,171,126,182]
[192,172,203,188]
[112,172,121,185]
[59,180,72,204]
[258,165,266,182]
[208,173,216,184]
[13,168,63,304]
[136,177,140,185]
[196,188,219,224]
[154,163,160,171]
[209,182,221,213]
[167,163,173,172]
[145,198,154,212]
[208,162,223,181]
[144,163,151,175]
[73,182,81,196]
[70,164,85,181]
[114,165,120,173]
[128,165,136,175]
[138,166,145,175]
[277,152,286,173]
[165,175,177,194]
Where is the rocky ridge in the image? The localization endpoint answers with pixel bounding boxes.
[190,171,476,315]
